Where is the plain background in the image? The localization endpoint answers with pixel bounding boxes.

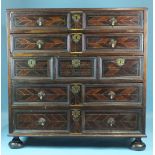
[1,0,153,155]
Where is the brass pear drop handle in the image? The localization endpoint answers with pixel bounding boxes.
[36,40,44,49]
[109,17,117,26]
[38,91,46,100]
[107,117,115,127]
[108,91,116,100]
[37,117,46,126]
[37,17,44,26]
[72,109,81,121]
[109,38,117,48]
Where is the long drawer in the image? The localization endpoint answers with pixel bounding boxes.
[12,83,143,106]
[12,109,143,134]
[10,33,143,54]
[9,10,143,33]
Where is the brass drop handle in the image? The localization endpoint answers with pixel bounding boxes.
[108,91,116,100]
[107,117,115,127]
[71,84,81,95]
[37,17,44,26]
[72,14,81,23]
[109,17,117,26]
[72,109,81,121]
[72,59,80,68]
[36,40,44,49]
[38,91,45,100]
[37,117,46,126]
[110,38,117,48]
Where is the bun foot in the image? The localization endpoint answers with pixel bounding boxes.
[130,138,146,151]
[9,137,24,149]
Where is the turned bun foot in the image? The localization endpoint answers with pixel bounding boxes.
[130,138,146,151]
[9,137,24,149]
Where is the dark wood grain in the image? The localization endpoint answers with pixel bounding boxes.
[7,8,147,146]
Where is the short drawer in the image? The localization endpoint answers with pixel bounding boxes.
[85,33,143,52]
[83,83,143,105]
[11,34,68,53]
[85,11,143,30]
[10,12,68,32]
[13,84,69,104]
[55,57,97,80]
[83,110,143,133]
[13,110,70,132]
[99,56,143,80]
[12,57,53,79]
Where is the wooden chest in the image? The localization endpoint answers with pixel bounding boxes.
[7,8,147,150]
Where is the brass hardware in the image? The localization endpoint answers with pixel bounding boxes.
[37,17,44,26]
[28,59,36,68]
[72,14,81,23]
[110,38,117,48]
[72,59,80,68]
[72,34,81,43]
[70,52,83,54]
[36,40,44,49]
[108,91,116,100]
[72,109,80,121]
[116,58,125,66]
[38,91,45,100]
[37,117,46,126]
[109,17,117,26]
[71,84,80,95]
[107,117,115,127]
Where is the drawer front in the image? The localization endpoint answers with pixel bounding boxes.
[12,57,53,79]
[84,84,143,104]
[11,34,68,52]
[13,84,69,104]
[100,56,143,80]
[14,110,69,131]
[86,11,143,29]
[10,12,68,30]
[55,57,97,80]
[85,34,143,52]
[83,110,142,133]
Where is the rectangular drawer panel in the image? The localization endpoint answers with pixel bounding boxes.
[85,34,143,52]
[13,84,69,104]
[100,56,143,80]
[55,57,97,80]
[14,110,69,131]
[11,34,68,53]
[10,12,68,30]
[83,110,142,133]
[84,83,143,104]
[12,57,53,79]
[86,11,143,29]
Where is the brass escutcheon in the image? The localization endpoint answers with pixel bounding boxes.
[38,91,46,100]
[71,84,80,95]
[28,59,36,68]
[108,91,116,100]
[116,58,125,67]
[107,117,115,127]
[72,59,80,68]
[72,109,81,121]
[72,14,81,23]
[37,117,46,126]
[72,34,81,43]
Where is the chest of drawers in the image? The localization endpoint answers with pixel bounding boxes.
[7,8,147,150]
